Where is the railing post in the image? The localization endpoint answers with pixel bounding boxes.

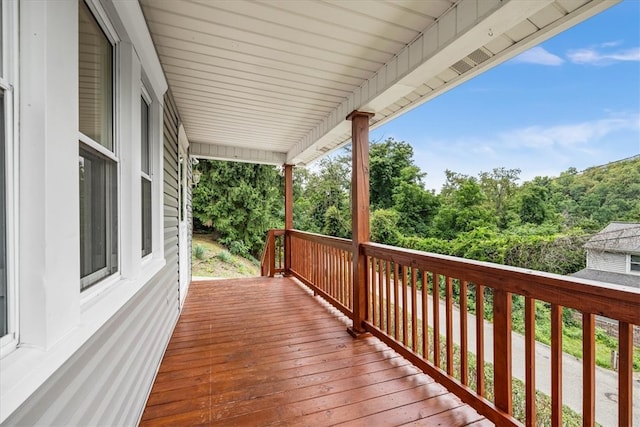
[493,289,513,415]
[269,231,275,277]
[346,110,374,337]
[284,164,294,275]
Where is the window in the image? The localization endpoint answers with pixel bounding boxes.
[79,0,118,290]
[141,96,152,257]
[631,255,640,273]
[0,88,6,337]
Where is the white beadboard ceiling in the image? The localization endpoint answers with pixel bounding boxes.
[139,0,618,166]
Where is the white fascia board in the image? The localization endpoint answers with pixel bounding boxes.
[110,0,168,98]
[190,142,286,166]
[286,0,555,164]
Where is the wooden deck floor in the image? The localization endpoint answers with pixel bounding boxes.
[140,276,491,426]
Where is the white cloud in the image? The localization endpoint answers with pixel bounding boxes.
[512,46,564,66]
[567,46,640,65]
[499,113,640,148]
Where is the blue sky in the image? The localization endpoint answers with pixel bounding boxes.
[370,0,640,193]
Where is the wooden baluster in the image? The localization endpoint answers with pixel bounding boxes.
[493,289,513,415]
[460,280,468,385]
[386,260,391,335]
[370,256,376,326]
[445,276,454,375]
[619,321,633,426]
[411,267,418,352]
[402,265,408,345]
[379,258,384,332]
[422,270,429,360]
[550,304,562,427]
[394,262,400,341]
[582,312,595,426]
[525,297,536,426]
[476,284,485,397]
[433,272,441,368]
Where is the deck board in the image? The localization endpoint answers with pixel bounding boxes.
[140,276,490,426]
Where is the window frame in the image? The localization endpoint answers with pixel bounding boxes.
[0,0,18,355]
[78,0,120,292]
[630,254,640,274]
[140,86,152,258]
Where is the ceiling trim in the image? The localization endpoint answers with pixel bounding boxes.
[190,142,286,165]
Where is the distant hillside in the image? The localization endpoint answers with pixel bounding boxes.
[545,155,640,232]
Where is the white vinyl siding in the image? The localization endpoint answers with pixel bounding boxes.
[586,251,627,274]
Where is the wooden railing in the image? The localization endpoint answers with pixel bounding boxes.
[261,230,639,425]
[260,229,284,277]
[288,230,353,316]
[362,242,639,427]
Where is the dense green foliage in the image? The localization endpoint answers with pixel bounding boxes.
[294,141,639,276]
[192,160,283,257]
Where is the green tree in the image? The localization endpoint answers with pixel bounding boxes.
[432,179,496,239]
[517,182,550,225]
[369,138,424,209]
[392,182,439,236]
[478,167,521,228]
[370,209,402,246]
[192,160,282,256]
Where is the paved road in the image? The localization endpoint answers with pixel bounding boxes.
[380,285,640,426]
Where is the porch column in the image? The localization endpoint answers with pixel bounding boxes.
[347,110,374,336]
[284,164,294,274]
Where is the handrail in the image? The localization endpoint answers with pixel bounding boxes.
[260,229,285,277]
[288,229,352,252]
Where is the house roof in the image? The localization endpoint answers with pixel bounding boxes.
[138,0,618,166]
[572,268,640,289]
[584,222,640,254]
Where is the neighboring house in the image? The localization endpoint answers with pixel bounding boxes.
[0,0,628,426]
[573,222,640,289]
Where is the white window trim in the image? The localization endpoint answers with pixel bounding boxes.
[0,0,19,357]
[78,0,120,293]
[140,84,152,260]
[629,254,640,275]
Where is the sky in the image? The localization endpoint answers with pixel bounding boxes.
[368,0,640,193]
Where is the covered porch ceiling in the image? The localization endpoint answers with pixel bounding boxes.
[139,0,618,166]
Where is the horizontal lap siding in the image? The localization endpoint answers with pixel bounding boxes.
[4,94,182,425]
[587,251,626,273]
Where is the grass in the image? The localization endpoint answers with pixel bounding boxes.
[191,233,260,278]
[510,301,640,371]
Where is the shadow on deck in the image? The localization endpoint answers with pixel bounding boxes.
[140,276,491,426]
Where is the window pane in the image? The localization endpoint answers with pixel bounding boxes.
[79,146,118,289]
[0,89,6,336]
[141,177,152,257]
[79,0,113,150]
[632,255,640,272]
[141,97,150,175]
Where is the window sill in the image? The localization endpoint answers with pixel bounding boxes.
[0,258,166,423]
